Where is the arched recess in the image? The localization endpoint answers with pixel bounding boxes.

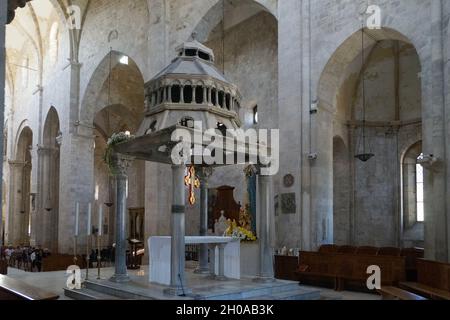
[84,53,145,247]
[10,127,33,246]
[316,27,423,247]
[181,0,278,239]
[333,136,350,245]
[401,141,424,248]
[192,0,277,43]
[41,107,61,252]
[80,51,145,125]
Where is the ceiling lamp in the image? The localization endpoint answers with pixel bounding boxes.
[355,27,375,162]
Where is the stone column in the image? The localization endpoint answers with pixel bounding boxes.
[254,170,275,282]
[215,89,219,107]
[165,164,188,295]
[192,85,197,104]
[208,87,212,105]
[0,0,7,247]
[195,167,213,274]
[180,86,185,104]
[110,153,133,283]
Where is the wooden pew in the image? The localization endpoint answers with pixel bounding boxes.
[400,259,450,300]
[0,274,59,300]
[297,251,406,291]
[336,254,406,291]
[274,255,299,281]
[401,248,424,281]
[297,251,340,289]
[0,259,7,275]
[42,254,85,272]
[378,286,427,300]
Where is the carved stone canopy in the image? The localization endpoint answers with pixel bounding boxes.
[7,0,33,24]
[115,41,271,167]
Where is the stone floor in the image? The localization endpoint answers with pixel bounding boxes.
[6,267,381,300]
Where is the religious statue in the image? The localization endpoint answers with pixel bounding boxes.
[214,210,228,236]
[239,204,252,232]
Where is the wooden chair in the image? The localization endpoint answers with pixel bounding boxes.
[378,247,401,257]
[337,245,357,254]
[356,246,379,255]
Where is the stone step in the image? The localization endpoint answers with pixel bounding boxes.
[64,287,121,300]
[202,282,318,300]
[270,288,321,300]
[84,281,153,300]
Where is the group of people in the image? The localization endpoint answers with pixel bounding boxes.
[0,245,51,272]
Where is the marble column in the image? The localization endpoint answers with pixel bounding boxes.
[165,164,188,295]
[254,171,275,282]
[0,0,7,247]
[195,167,213,274]
[110,153,133,283]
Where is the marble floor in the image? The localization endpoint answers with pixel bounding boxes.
[5,266,381,300]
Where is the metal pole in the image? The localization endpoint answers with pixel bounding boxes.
[0,0,8,247]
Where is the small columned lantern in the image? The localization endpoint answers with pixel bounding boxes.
[137,35,242,139]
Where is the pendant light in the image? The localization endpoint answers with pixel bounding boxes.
[355,26,375,162]
[104,48,114,208]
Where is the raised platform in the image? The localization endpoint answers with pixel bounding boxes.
[65,269,321,300]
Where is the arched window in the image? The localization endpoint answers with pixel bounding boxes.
[416,155,424,222]
[253,105,258,125]
[402,142,424,228]
[49,22,59,65]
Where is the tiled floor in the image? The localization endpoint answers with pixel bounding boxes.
[6,267,381,301]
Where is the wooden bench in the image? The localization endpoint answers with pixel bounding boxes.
[399,259,450,300]
[274,255,299,281]
[378,286,427,300]
[0,259,7,275]
[297,251,406,291]
[336,254,405,291]
[42,254,85,272]
[0,274,59,300]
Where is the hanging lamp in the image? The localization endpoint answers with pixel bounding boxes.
[104,48,115,208]
[355,26,375,162]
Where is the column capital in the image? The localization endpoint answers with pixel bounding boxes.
[196,166,214,183]
[110,153,134,177]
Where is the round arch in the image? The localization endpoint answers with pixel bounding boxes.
[191,0,277,43]
[317,27,422,115]
[80,51,145,125]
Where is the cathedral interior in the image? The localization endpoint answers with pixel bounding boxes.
[0,0,450,302]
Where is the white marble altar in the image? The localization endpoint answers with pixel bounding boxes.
[148,236,240,286]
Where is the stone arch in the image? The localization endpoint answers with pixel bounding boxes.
[191,0,278,130]
[315,27,423,248]
[317,27,422,116]
[93,103,145,247]
[9,126,33,246]
[80,51,145,125]
[192,0,277,43]
[40,107,61,252]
